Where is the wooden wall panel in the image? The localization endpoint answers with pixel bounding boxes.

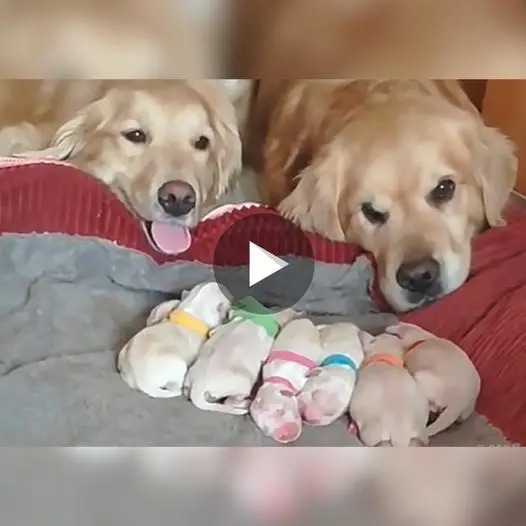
[482,80,526,196]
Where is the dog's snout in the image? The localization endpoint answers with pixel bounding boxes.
[157,181,196,217]
[396,258,440,294]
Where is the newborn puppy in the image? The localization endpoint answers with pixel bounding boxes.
[184,298,298,415]
[117,281,231,398]
[250,318,324,444]
[386,322,481,437]
[350,332,429,447]
[298,322,366,427]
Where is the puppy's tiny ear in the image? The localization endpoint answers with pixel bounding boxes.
[146,299,181,326]
[278,149,347,242]
[475,125,517,227]
[358,330,374,348]
[181,290,190,301]
[217,302,231,320]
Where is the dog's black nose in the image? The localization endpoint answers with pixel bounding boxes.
[396,258,440,294]
[157,181,196,217]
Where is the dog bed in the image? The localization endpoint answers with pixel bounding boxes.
[0,159,524,445]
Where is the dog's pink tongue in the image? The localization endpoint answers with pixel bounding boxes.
[150,222,192,255]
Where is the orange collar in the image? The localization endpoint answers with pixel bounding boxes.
[362,353,404,369]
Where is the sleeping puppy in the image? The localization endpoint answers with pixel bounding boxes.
[0,80,242,252]
[247,80,517,312]
[250,318,324,444]
[184,300,298,415]
[117,281,231,398]
[350,331,429,446]
[297,322,366,427]
[386,322,481,438]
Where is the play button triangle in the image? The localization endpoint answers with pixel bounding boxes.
[249,241,289,287]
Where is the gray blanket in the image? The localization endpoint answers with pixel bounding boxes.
[0,233,400,445]
[0,234,505,446]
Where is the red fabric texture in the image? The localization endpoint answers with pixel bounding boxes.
[1,161,526,444]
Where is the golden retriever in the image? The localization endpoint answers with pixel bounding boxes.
[0,80,242,234]
[246,80,517,312]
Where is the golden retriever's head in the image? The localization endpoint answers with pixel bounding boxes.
[279,96,517,312]
[32,80,242,228]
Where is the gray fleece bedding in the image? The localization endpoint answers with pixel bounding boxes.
[0,233,401,446]
[0,234,506,446]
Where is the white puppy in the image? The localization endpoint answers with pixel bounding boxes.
[117,281,231,398]
[297,322,366,427]
[349,332,429,447]
[184,298,297,415]
[250,318,324,444]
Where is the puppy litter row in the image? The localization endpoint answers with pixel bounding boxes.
[117,281,481,445]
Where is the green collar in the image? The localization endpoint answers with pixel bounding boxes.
[231,297,280,338]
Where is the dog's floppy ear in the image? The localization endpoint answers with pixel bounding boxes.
[474,125,517,227]
[14,112,90,161]
[278,147,347,241]
[146,299,181,326]
[188,80,242,199]
[15,93,113,161]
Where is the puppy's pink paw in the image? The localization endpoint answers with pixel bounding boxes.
[301,404,321,426]
[348,421,359,436]
[274,422,301,444]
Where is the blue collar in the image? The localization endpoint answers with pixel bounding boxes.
[319,354,358,373]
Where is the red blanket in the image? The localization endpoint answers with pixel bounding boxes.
[1,161,525,444]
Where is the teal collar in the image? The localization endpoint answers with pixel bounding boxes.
[231,297,280,339]
[320,354,358,373]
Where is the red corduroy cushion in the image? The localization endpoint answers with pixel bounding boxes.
[1,160,526,444]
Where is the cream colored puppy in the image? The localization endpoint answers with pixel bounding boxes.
[298,322,366,427]
[250,318,324,444]
[350,332,429,447]
[184,300,297,415]
[117,282,231,398]
[386,322,481,437]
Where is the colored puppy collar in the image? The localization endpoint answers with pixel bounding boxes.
[168,311,209,339]
[232,308,280,338]
[320,354,358,373]
[266,350,317,370]
[362,353,404,369]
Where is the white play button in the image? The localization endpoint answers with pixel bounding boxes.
[249,241,289,287]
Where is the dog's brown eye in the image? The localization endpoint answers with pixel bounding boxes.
[429,178,456,205]
[122,129,148,144]
[193,135,210,151]
[361,202,388,225]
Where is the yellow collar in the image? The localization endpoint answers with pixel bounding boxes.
[168,311,210,339]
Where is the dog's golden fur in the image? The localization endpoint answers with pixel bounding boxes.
[247,80,517,311]
[0,80,242,226]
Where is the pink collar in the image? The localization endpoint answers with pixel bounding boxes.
[266,350,317,370]
[264,350,318,396]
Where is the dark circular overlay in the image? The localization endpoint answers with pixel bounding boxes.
[213,210,315,314]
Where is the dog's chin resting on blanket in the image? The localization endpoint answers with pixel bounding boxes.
[297,322,366,428]
[117,282,231,398]
[250,318,326,444]
[183,303,298,415]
